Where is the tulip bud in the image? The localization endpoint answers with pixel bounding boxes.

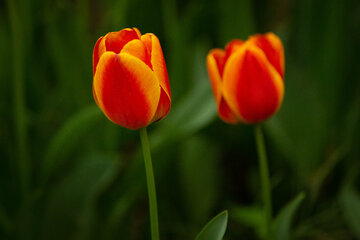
[206,33,284,124]
[93,28,171,130]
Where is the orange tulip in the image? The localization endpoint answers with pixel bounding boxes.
[206,33,284,124]
[93,28,171,130]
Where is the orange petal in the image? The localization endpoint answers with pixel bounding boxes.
[104,28,140,54]
[93,52,161,129]
[133,27,142,38]
[141,34,171,101]
[206,49,225,104]
[92,84,100,107]
[93,36,106,75]
[223,45,284,123]
[152,88,171,122]
[121,39,152,69]
[249,33,285,78]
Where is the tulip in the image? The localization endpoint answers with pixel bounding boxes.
[206,33,284,124]
[93,27,171,130]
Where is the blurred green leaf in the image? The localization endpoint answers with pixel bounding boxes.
[42,105,102,182]
[272,192,305,240]
[231,205,265,239]
[308,95,360,201]
[40,153,117,240]
[195,210,228,240]
[101,190,139,240]
[0,202,12,236]
[339,186,360,239]
[168,83,215,136]
[179,136,219,226]
[151,41,217,148]
[265,65,326,181]
[7,0,30,196]
[266,0,349,186]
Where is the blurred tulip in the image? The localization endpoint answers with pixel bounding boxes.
[93,28,171,130]
[207,33,284,124]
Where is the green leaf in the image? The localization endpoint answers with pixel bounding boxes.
[195,211,228,240]
[231,205,265,239]
[42,105,102,182]
[339,186,360,239]
[179,136,219,226]
[272,192,305,240]
[168,42,217,135]
[150,41,217,148]
[39,153,117,240]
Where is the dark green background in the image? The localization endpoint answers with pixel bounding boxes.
[1,0,360,239]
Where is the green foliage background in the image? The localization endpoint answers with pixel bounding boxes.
[1,0,360,239]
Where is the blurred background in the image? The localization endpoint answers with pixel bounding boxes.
[1,0,360,239]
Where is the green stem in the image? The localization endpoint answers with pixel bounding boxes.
[254,125,272,238]
[140,128,160,240]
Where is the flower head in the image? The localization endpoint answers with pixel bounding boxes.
[207,33,284,124]
[93,28,171,129]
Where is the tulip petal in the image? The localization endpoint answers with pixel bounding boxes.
[224,39,243,64]
[249,33,285,77]
[218,98,239,124]
[104,28,140,54]
[223,45,284,123]
[93,36,106,75]
[121,39,152,69]
[141,33,171,121]
[133,27,142,38]
[93,85,100,107]
[152,88,171,122]
[207,49,238,123]
[206,49,225,103]
[141,34,171,100]
[93,52,161,129]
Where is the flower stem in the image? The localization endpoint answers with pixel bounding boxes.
[140,128,160,240]
[254,125,272,238]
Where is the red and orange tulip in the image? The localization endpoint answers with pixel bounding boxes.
[206,33,285,124]
[93,28,171,130]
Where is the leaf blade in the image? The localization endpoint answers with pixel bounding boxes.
[195,211,228,240]
[339,186,360,239]
[273,192,305,240]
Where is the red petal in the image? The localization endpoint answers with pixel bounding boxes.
[218,97,239,124]
[104,28,140,54]
[207,49,239,123]
[152,88,171,122]
[249,33,285,78]
[224,39,243,65]
[223,45,284,123]
[93,52,161,129]
[208,48,226,78]
[93,36,105,75]
[141,34,171,101]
